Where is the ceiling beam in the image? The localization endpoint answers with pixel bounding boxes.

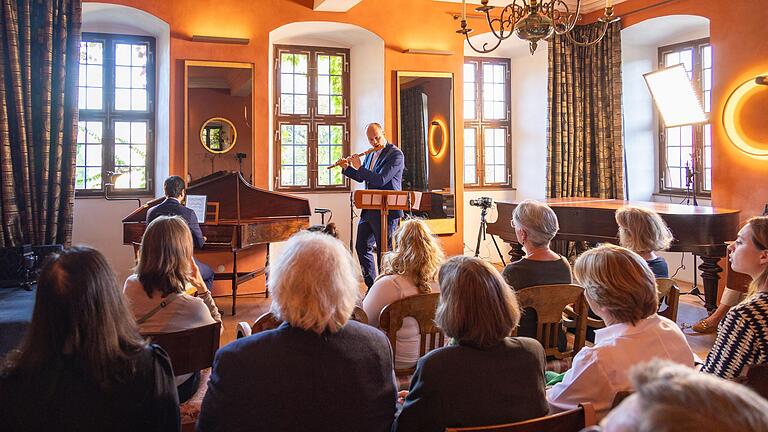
[313,0,363,12]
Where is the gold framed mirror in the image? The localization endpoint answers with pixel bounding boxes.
[396,71,456,234]
[200,117,237,154]
[184,60,253,182]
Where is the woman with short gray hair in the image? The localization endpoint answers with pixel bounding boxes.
[502,200,572,338]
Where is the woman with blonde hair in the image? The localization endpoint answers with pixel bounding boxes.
[363,219,444,369]
[701,216,768,379]
[547,244,694,419]
[197,232,396,432]
[394,256,547,432]
[124,215,221,403]
[615,206,674,278]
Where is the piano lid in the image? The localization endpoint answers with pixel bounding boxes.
[122,171,311,223]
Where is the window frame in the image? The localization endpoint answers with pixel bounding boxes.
[463,57,513,189]
[657,37,712,198]
[76,32,156,197]
[273,44,351,192]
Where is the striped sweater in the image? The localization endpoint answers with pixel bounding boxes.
[702,292,768,379]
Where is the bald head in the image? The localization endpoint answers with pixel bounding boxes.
[366,123,386,148]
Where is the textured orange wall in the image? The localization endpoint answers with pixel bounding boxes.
[592,0,768,220]
[87,0,468,255]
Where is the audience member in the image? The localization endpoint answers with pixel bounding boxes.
[363,218,444,369]
[125,216,222,403]
[601,359,768,432]
[0,247,179,431]
[547,244,694,419]
[502,200,571,289]
[615,206,674,278]
[147,175,214,290]
[394,256,547,432]
[501,200,571,338]
[701,216,768,379]
[197,232,396,432]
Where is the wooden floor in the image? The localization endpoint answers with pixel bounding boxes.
[214,281,716,359]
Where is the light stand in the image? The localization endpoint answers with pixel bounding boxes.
[473,205,506,266]
[315,208,331,225]
[684,160,698,206]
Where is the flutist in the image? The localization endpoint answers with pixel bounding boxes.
[336,123,404,289]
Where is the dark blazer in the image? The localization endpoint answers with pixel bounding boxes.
[0,345,180,432]
[147,197,205,248]
[393,337,548,432]
[197,320,397,432]
[342,143,405,220]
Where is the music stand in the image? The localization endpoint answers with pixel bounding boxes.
[353,190,415,254]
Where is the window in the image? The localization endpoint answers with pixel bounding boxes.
[463,57,512,188]
[273,45,350,191]
[76,33,155,195]
[658,38,712,196]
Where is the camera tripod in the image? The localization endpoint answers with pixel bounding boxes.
[474,206,506,266]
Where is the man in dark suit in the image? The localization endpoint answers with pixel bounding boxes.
[339,123,404,288]
[147,175,214,290]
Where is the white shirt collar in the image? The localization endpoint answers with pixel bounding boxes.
[593,314,660,344]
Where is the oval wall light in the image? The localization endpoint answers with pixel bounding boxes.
[723,74,768,159]
[429,120,447,157]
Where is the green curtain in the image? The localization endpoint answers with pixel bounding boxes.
[546,21,624,199]
[0,0,81,247]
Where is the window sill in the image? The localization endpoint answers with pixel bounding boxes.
[651,192,712,205]
[464,185,516,192]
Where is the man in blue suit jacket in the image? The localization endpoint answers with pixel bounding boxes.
[340,123,404,288]
[147,176,214,290]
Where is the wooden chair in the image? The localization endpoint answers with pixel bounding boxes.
[445,403,596,432]
[236,308,369,339]
[143,322,222,432]
[738,362,768,400]
[379,292,445,377]
[655,277,680,322]
[132,241,141,264]
[515,284,587,359]
[611,390,633,409]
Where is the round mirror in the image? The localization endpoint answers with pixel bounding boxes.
[200,117,237,154]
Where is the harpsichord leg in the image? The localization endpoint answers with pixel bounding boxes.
[699,255,723,312]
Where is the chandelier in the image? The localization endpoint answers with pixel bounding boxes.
[457,0,620,55]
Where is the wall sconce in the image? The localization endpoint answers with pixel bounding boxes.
[191,35,250,45]
[429,120,447,157]
[723,74,768,159]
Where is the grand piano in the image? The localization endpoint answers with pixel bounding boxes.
[123,171,311,315]
[486,198,740,311]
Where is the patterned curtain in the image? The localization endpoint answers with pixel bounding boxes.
[400,86,428,191]
[0,0,81,247]
[546,21,624,199]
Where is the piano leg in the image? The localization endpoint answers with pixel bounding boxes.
[265,246,270,298]
[700,255,724,313]
[232,251,238,316]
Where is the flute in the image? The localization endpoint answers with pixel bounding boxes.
[326,144,385,169]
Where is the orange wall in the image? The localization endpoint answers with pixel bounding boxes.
[188,88,253,182]
[594,0,768,220]
[88,0,468,254]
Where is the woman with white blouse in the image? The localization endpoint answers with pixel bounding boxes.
[547,243,695,419]
[363,219,444,370]
[124,215,222,403]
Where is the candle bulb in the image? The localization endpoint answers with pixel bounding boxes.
[606,0,612,8]
[462,0,467,21]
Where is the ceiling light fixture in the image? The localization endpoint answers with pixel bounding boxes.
[457,0,620,55]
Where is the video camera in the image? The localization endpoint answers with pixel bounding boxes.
[469,196,493,209]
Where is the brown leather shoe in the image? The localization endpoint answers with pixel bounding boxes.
[692,319,717,334]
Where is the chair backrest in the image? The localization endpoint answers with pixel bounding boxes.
[611,390,633,409]
[514,284,587,359]
[252,311,282,334]
[379,292,444,376]
[352,305,369,324]
[743,362,768,400]
[655,278,680,322]
[143,322,221,376]
[444,402,596,432]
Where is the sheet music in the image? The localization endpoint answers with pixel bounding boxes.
[185,195,207,222]
[372,195,382,205]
